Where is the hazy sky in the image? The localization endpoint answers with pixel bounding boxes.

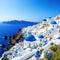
[0,0,60,22]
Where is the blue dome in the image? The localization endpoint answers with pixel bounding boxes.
[43,41,47,46]
[35,50,41,58]
[46,53,52,59]
[25,34,36,42]
[50,20,57,24]
[38,35,44,39]
[57,36,60,39]
[49,17,52,19]
[43,19,47,21]
[19,39,24,42]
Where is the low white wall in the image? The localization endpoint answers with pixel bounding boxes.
[11,49,37,60]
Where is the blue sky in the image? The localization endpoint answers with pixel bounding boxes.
[0,0,60,22]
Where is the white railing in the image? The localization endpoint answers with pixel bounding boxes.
[0,51,10,60]
[11,49,37,60]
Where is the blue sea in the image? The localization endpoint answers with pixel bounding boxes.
[0,23,21,47]
[0,22,37,57]
[0,22,37,47]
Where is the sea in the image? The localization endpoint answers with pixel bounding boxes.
[0,22,37,57]
[0,22,37,46]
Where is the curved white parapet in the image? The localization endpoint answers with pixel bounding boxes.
[0,51,10,60]
[11,49,37,60]
[53,39,60,45]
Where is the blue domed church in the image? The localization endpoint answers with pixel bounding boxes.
[24,34,36,48]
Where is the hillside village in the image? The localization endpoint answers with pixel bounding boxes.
[1,14,60,60]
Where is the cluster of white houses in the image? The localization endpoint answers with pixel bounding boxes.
[1,17,60,60]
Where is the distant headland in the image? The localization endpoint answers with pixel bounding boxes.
[2,20,38,24]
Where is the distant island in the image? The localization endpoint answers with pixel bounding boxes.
[2,20,38,24]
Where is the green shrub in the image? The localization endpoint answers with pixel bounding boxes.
[50,43,54,46]
[3,56,8,60]
[44,45,60,60]
[40,49,44,54]
[50,46,57,52]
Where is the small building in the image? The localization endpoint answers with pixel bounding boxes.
[53,36,60,45]
[19,39,24,48]
[38,34,44,41]
[50,20,57,28]
[37,34,44,46]
[43,19,47,24]
[24,34,36,48]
